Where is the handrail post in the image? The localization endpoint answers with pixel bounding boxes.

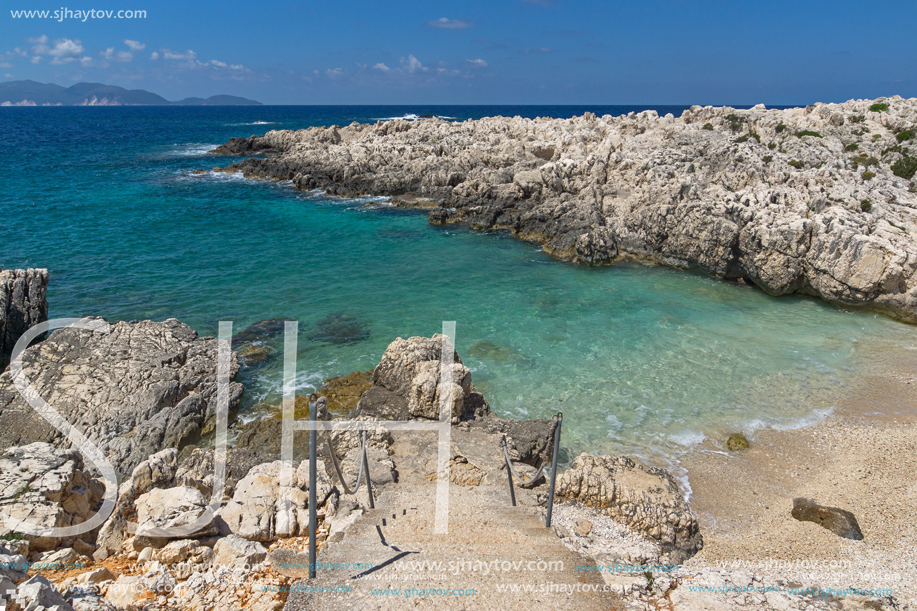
[500,436,517,506]
[545,412,562,528]
[308,394,317,579]
[361,431,375,509]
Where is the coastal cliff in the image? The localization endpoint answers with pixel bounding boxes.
[213,97,917,321]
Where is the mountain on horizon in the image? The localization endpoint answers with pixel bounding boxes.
[0,80,261,106]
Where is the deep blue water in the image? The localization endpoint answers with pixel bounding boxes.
[1,105,913,463]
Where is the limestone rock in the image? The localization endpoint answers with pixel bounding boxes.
[215,459,332,542]
[268,547,312,578]
[212,534,267,568]
[175,447,274,499]
[134,486,216,539]
[214,98,917,321]
[0,268,48,368]
[0,318,243,475]
[15,575,72,611]
[352,334,489,423]
[0,443,105,552]
[556,453,702,563]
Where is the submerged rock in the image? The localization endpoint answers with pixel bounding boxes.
[726,432,749,451]
[0,268,48,369]
[306,312,371,345]
[214,98,917,321]
[791,497,864,540]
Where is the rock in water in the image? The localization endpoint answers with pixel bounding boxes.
[556,453,702,563]
[0,318,243,475]
[0,268,48,368]
[791,497,864,540]
[213,98,917,321]
[306,312,370,344]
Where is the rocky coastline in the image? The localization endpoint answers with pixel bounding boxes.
[210,97,917,321]
[1,261,913,610]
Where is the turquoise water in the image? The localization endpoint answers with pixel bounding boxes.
[2,106,915,462]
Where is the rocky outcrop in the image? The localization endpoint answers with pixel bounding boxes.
[0,268,48,368]
[351,334,489,422]
[0,318,243,475]
[556,453,702,563]
[0,443,105,552]
[213,97,917,321]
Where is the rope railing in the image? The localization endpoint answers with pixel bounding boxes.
[500,412,563,527]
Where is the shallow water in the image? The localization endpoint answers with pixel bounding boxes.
[2,105,915,462]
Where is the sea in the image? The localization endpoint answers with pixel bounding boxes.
[2,104,914,468]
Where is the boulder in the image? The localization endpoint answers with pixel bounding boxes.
[212,534,267,568]
[352,334,489,423]
[0,443,105,552]
[14,575,72,611]
[0,268,48,368]
[215,460,332,542]
[134,486,216,539]
[175,447,274,499]
[0,318,243,475]
[556,453,702,563]
[791,497,864,540]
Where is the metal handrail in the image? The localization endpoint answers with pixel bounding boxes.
[501,412,563,527]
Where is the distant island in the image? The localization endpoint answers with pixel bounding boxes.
[0,80,261,106]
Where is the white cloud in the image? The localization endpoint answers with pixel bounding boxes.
[101,47,132,62]
[124,39,145,52]
[0,62,10,68]
[210,59,227,67]
[426,17,474,29]
[80,56,94,67]
[150,51,159,60]
[229,64,244,71]
[372,62,390,72]
[30,36,85,64]
[30,56,41,64]
[400,54,426,74]
[464,58,488,68]
[162,49,196,61]
[326,68,345,78]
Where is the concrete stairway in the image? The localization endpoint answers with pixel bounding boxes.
[283,430,622,610]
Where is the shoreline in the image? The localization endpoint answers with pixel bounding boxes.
[680,347,917,602]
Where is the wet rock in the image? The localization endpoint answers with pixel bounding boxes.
[306,313,370,345]
[556,453,703,563]
[791,497,864,540]
[0,318,243,476]
[726,433,749,451]
[319,371,373,414]
[0,268,48,369]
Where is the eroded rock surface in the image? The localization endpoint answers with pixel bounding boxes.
[0,318,243,475]
[0,268,48,368]
[556,453,702,563]
[213,98,917,320]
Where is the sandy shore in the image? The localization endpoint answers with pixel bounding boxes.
[681,345,917,603]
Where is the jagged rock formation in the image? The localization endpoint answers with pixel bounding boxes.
[0,443,105,552]
[556,453,702,563]
[213,97,917,321]
[0,318,243,475]
[351,334,489,422]
[0,268,48,368]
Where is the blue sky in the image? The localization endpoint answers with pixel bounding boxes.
[1,0,915,105]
